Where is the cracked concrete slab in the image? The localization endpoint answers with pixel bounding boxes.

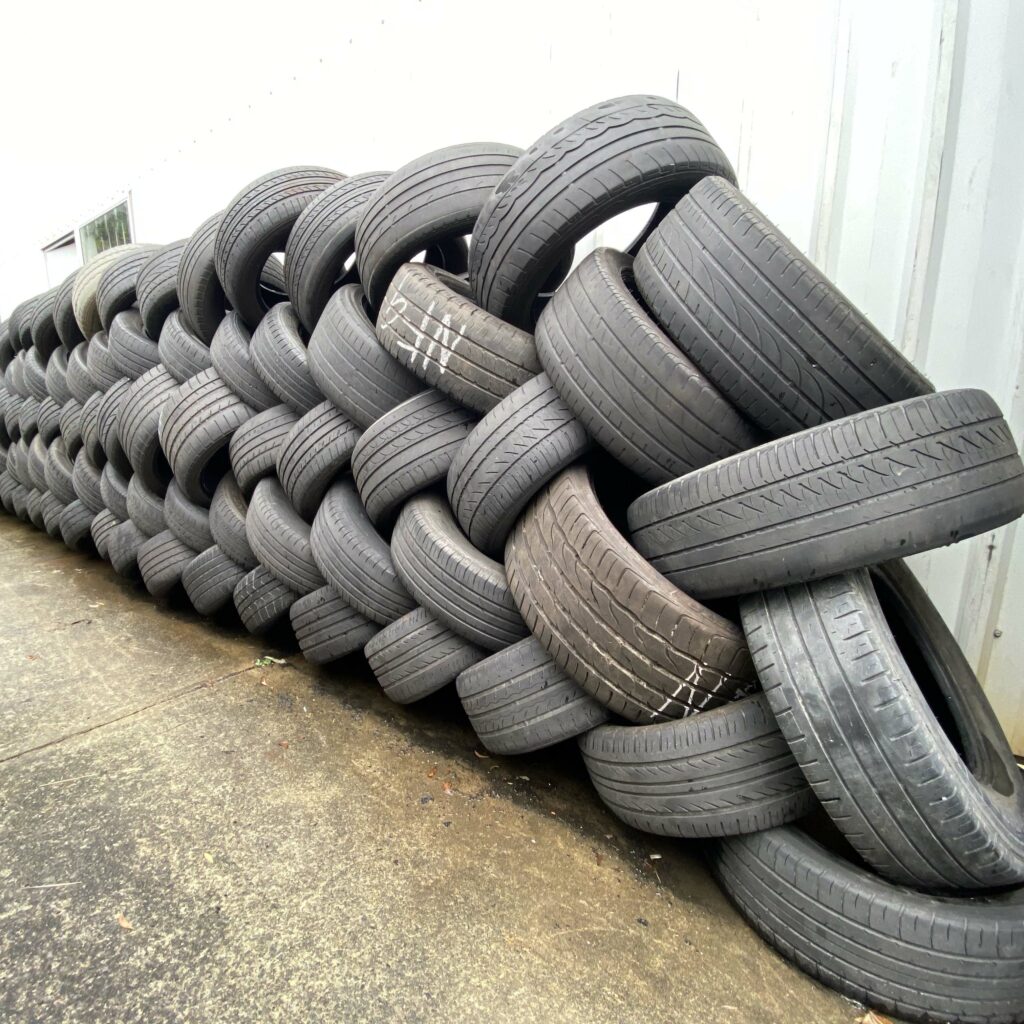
[0,517,860,1023]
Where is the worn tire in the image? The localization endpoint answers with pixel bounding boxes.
[137,240,187,340]
[96,245,159,331]
[99,462,130,521]
[250,302,323,413]
[309,478,414,625]
[457,637,608,755]
[95,376,133,476]
[45,348,72,406]
[289,586,377,665]
[246,477,324,595]
[713,826,1024,1024]
[85,331,121,392]
[66,341,99,404]
[36,396,63,445]
[234,565,297,634]
[164,479,214,551]
[214,167,344,329]
[59,499,95,551]
[119,364,177,493]
[107,519,147,577]
[54,271,85,352]
[108,311,160,380]
[365,607,483,704]
[355,143,521,309]
[209,473,257,570]
[45,436,77,505]
[634,176,933,436]
[392,492,527,651]
[447,374,590,557]
[72,245,143,337]
[307,285,420,428]
[376,264,540,413]
[741,560,1024,890]
[159,368,255,505]
[210,312,278,411]
[183,545,247,615]
[159,311,213,385]
[72,448,105,515]
[285,172,389,333]
[628,389,1024,599]
[91,507,122,561]
[126,474,166,536]
[138,529,197,597]
[470,95,735,328]
[537,248,758,483]
[228,404,299,496]
[506,465,756,723]
[351,390,475,526]
[40,491,65,538]
[28,288,61,360]
[59,399,83,456]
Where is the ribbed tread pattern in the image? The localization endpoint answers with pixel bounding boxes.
[90,507,122,561]
[713,827,1024,1024]
[376,264,540,413]
[182,545,247,615]
[59,499,95,551]
[505,465,756,723]
[126,474,166,537]
[99,463,129,521]
[107,519,147,577]
[234,566,297,634]
[72,245,144,337]
[365,607,483,704]
[308,285,421,429]
[96,246,159,331]
[138,529,198,597]
[159,311,213,385]
[289,586,377,665]
[210,312,278,411]
[137,240,186,341]
[250,302,323,414]
[45,349,72,406]
[309,477,414,625]
[72,448,105,514]
[470,95,735,327]
[245,477,323,595]
[108,311,160,380]
[119,364,178,492]
[457,636,608,755]
[352,389,475,525]
[208,474,257,569]
[391,492,526,651]
[228,404,299,495]
[634,176,933,436]
[627,389,1024,599]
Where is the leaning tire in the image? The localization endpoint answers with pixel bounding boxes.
[159,311,213,385]
[228,404,299,496]
[183,545,247,615]
[234,565,297,634]
[506,465,756,723]
[365,607,483,704]
[136,240,186,341]
[391,492,527,651]
[249,302,323,414]
[627,389,1024,599]
[470,95,735,328]
[741,559,1024,890]
[119,364,178,493]
[209,473,258,569]
[246,477,324,595]
[138,529,197,597]
[457,637,608,755]
[713,826,1024,1024]
[289,586,377,665]
[634,176,933,436]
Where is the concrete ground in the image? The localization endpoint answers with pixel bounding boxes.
[0,516,863,1024]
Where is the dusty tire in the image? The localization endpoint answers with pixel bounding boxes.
[210,312,278,411]
[365,607,483,704]
[457,637,609,755]
[72,245,143,338]
[45,348,72,406]
[85,331,121,392]
[276,400,359,521]
[126,474,166,537]
[581,694,812,838]
[308,285,421,429]
[447,374,590,557]
[99,462,130,521]
[44,436,77,505]
[96,245,159,331]
[289,586,377,665]
[234,566,297,634]
[159,368,255,506]
[28,289,62,360]
[355,143,521,309]
[209,474,257,570]
[40,491,65,538]
[137,240,187,340]
[36,397,63,445]
[164,479,214,551]
[95,376,133,476]
[391,492,527,651]
[246,477,324,595]
[108,311,160,380]
[506,465,756,723]
[138,529,197,597]
[59,399,83,457]
[285,171,389,333]
[376,264,540,413]
[66,341,99,405]
[159,311,213,385]
[309,478,414,625]
[627,390,1024,599]
[183,545,247,615]
[470,95,735,328]
[54,271,85,352]
[72,448,105,515]
[634,176,933,436]
[250,302,323,414]
[107,519,147,577]
[119,364,177,493]
[59,499,95,551]
[713,826,1024,1024]
[536,248,758,483]
[351,390,475,526]
[214,166,344,329]
[91,507,122,561]
[228,404,299,496]
[741,560,1024,890]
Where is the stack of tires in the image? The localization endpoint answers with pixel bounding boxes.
[1,95,1021,1024]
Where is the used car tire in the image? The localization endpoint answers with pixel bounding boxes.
[138,529,198,597]
[108,311,161,380]
[96,245,159,331]
[119,364,178,493]
[209,473,257,570]
[210,312,278,411]
[136,240,187,341]
[289,586,377,665]
[228,404,299,496]
[250,302,323,414]
[164,479,214,551]
[159,311,213,385]
[627,389,1024,599]
[183,545,247,615]
[506,465,756,723]
[126,474,166,537]
[246,477,324,595]
[234,565,297,634]
[59,499,95,551]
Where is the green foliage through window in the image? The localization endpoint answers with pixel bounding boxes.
[80,202,132,262]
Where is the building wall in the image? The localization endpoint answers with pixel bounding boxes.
[2,0,1022,746]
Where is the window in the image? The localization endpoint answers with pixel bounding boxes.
[42,232,79,286]
[79,200,133,263]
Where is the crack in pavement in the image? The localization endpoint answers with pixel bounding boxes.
[0,665,259,766]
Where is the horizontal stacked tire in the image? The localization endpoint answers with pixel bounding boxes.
[2,93,1022,1024]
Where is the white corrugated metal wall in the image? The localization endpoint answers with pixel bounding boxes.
[1,0,1021,746]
